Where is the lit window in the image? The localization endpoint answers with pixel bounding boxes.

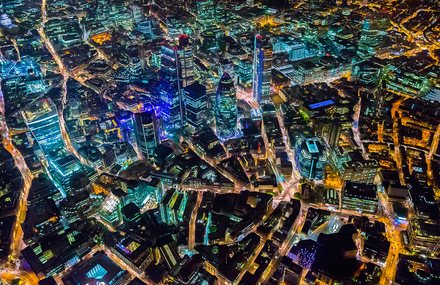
[86,264,107,279]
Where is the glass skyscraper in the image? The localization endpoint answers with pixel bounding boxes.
[215,72,237,141]
[185,81,207,128]
[178,35,195,88]
[159,38,194,135]
[23,98,64,155]
[134,110,159,160]
[159,43,185,134]
[252,34,273,103]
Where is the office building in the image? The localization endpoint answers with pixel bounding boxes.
[134,110,159,160]
[326,119,341,148]
[331,149,379,184]
[61,251,129,285]
[197,0,216,28]
[342,181,378,214]
[252,35,273,103]
[159,38,195,134]
[23,99,64,156]
[357,13,390,59]
[185,81,207,128]
[49,154,84,196]
[407,219,440,255]
[296,137,327,180]
[159,42,185,134]
[215,72,238,141]
[342,150,379,184]
[238,58,253,87]
[178,35,195,88]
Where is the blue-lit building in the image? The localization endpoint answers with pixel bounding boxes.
[134,110,159,160]
[252,35,272,103]
[158,38,194,135]
[159,43,185,135]
[23,99,64,156]
[215,72,238,141]
[296,137,327,180]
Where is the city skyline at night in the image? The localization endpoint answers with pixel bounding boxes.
[0,0,439,284]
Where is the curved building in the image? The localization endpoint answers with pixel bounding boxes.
[134,110,159,160]
[215,72,238,141]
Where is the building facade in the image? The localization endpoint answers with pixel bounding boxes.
[159,43,185,134]
[252,35,273,103]
[296,137,327,180]
[215,72,238,141]
[134,110,159,160]
[185,81,207,128]
[23,99,64,156]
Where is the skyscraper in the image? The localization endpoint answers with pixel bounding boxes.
[159,43,185,134]
[215,72,238,141]
[178,35,195,88]
[197,0,216,29]
[185,81,207,128]
[159,38,195,135]
[252,34,273,103]
[134,110,159,160]
[23,98,64,156]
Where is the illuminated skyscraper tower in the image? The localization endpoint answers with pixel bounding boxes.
[23,98,64,156]
[178,35,195,88]
[215,72,238,141]
[134,110,159,160]
[252,34,273,103]
[159,43,185,134]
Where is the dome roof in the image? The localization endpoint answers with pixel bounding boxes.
[218,72,234,92]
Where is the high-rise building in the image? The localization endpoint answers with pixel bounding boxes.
[134,110,159,160]
[49,154,84,196]
[178,35,195,88]
[158,38,195,134]
[23,99,64,156]
[252,35,273,103]
[159,43,185,134]
[238,58,253,87]
[327,119,341,148]
[185,81,207,128]
[296,137,327,180]
[197,0,216,28]
[215,72,238,141]
[357,13,390,59]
